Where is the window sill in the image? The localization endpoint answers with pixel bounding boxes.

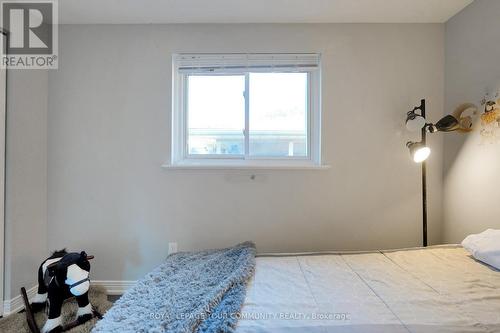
[162,161,330,170]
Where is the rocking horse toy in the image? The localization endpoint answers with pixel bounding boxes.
[21,250,102,333]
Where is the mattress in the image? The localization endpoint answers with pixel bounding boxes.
[235,245,500,333]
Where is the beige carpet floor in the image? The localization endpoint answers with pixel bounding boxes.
[0,286,113,333]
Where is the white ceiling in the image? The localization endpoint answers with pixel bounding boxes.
[60,0,473,24]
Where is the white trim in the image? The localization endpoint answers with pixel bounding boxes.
[0,32,6,317]
[174,53,321,73]
[2,281,136,316]
[171,66,186,165]
[309,67,322,165]
[244,73,250,157]
[3,285,37,316]
[171,53,322,168]
[91,280,136,296]
[162,162,330,170]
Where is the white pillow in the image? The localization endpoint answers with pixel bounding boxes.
[462,229,500,269]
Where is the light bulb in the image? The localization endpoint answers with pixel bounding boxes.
[413,146,431,163]
[407,141,431,163]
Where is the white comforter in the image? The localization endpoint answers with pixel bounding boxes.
[236,246,500,333]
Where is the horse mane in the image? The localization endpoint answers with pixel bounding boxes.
[51,248,68,258]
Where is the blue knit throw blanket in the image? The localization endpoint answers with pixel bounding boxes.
[92,242,256,333]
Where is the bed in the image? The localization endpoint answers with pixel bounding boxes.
[94,243,500,333]
[236,245,500,333]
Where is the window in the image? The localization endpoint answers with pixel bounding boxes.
[170,54,322,168]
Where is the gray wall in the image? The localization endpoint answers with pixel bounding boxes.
[47,24,444,281]
[443,0,500,243]
[4,70,48,299]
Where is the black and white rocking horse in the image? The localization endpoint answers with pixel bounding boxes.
[21,250,102,333]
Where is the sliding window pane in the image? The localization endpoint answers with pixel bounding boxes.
[187,75,245,155]
[249,73,308,157]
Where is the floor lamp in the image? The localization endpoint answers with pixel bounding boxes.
[405,99,469,247]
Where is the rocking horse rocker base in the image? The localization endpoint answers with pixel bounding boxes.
[21,287,103,333]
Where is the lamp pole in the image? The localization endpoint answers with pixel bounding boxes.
[407,99,463,247]
[420,99,428,247]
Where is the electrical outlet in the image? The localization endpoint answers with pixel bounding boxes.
[168,242,178,255]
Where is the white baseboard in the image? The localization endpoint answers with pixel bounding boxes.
[3,285,37,316]
[91,280,136,295]
[2,281,135,316]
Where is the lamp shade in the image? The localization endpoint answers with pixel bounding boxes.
[405,112,426,132]
[407,141,430,163]
[430,114,460,133]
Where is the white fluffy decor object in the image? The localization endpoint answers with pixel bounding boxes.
[462,229,500,269]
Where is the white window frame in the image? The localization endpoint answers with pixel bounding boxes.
[167,53,323,169]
